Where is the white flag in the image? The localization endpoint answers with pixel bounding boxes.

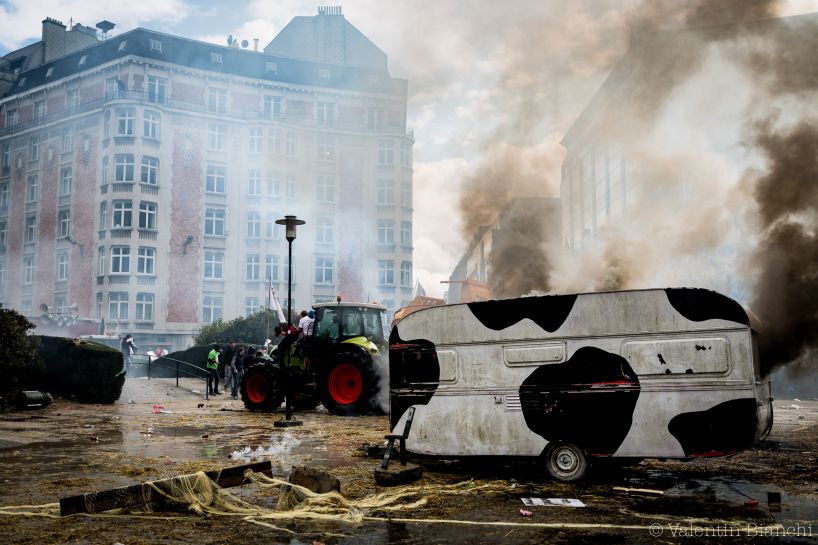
[269,279,286,324]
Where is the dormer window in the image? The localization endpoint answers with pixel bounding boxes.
[211,52,223,65]
[118,40,127,52]
[78,55,87,66]
[319,68,330,80]
[46,67,54,78]
[265,61,277,74]
[149,39,162,52]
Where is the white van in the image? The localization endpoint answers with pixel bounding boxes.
[388,288,773,481]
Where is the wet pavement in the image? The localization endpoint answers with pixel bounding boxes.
[0,377,815,544]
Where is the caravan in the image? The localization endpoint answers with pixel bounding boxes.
[388,288,773,481]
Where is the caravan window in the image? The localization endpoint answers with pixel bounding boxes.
[623,337,729,375]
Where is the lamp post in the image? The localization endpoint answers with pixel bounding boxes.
[274,215,305,427]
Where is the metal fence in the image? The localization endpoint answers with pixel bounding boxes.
[127,354,211,399]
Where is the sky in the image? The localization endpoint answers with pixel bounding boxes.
[3,0,818,300]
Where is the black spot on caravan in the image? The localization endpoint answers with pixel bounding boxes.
[388,327,440,431]
[665,288,749,326]
[467,294,578,332]
[519,346,641,456]
[668,398,758,457]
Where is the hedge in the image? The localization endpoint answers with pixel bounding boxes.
[35,336,125,404]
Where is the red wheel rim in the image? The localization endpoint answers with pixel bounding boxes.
[246,373,268,404]
[328,363,363,405]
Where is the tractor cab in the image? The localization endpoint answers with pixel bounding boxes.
[313,302,387,347]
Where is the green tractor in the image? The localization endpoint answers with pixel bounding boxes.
[240,301,388,416]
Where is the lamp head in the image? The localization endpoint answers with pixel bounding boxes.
[276,215,305,242]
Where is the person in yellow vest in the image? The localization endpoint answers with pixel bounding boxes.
[207,344,222,395]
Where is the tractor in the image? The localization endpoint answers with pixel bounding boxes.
[240,301,388,416]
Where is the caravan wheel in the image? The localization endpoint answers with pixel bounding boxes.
[544,442,589,482]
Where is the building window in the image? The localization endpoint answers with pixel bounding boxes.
[137,247,155,275]
[284,173,296,198]
[0,221,6,251]
[400,221,413,246]
[401,182,412,207]
[378,260,395,286]
[30,136,40,161]
[318,68,330,80]
[317,102,334,127]
[285,131,296,157]
[0,260,5,289]
[208,87,226,113]
[377,179,394,205]
[140,157,159,185]
[401,142,412,167]
[66,89,79,108]
[245,254,260,281]
[377,219,395,244]
[210,52,223,65]
[138,202,157,230]
[400,261,412,287]
[202,295,223,324]
[265,213,281,239]
[263,96,282,120]
[101,156,109,184]
[149,39,162,52]
[116,109,135,136]
[317,135,335,161]
[60,166,73,195]
[204,208,225,236]
[57,253,69,281]
[245,297,260,317]
[109,292,128,321]
[0,184,7,211]
[314,256,334,284]
[267,128,282,154]
[205,165,226,193]
[249,128,262,153]
[63,127,73,152]
[99,202,108,229]
[248,170,262,195]
[112,200,133,228]
[24,215,36,243]
[378,140,395,165]
[315,216,334,244]
[204,251,224,279]
[208,124,226,150]
[265,62,277,74]
[267,172,281,196]
[26,174,39,202]
[111,246,131,273]
[146,76,167,104]
[2,145,10,171]
[118,40,127,52]
[265,255,279,281]
[97,247,105,276]
[23,256,35,284]
[78,55,88,67]
[58,208,71,238]
[247,212,261,238]
[135,293,154,321]
[143,110,160,139]
[34,100,45,121]
[114,154,135,182]
[315,176,335,203]
[5,109,17,130]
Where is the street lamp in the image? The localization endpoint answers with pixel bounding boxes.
[274,215,305,427]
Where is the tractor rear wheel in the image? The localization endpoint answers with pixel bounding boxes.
[241,364,284,412]
[321,351,375,416]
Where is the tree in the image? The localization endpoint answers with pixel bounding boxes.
[0,305,43,398]
[194,308,286,346]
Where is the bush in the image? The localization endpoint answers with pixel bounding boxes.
[0,305,44,399]
[152,345,212,379]
[194,308,284,346]
[36,336,125,403]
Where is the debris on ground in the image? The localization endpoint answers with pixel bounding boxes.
[521,498,585,507]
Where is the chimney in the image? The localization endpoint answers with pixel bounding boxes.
[253,38,259,52]
[42,17,67,64]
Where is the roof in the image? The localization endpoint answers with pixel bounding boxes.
[264,12,388,71]
[4,26,406,99]
[313,301,387,310]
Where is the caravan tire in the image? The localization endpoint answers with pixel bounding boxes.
[321,351,375,416]
[241,364,284,412]
[544,441,589,482]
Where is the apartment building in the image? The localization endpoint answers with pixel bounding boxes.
[0,9,413,348]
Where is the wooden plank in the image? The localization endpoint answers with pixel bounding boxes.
[59,461,272,516]
[612,486,664,496]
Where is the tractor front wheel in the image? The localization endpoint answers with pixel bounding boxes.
[321,351,375,416]
[241,364,284,412]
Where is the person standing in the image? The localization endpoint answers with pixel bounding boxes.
[121,334,137,373]
[207,344,222,395]
[219,341,235,392]
[229,346,244,399]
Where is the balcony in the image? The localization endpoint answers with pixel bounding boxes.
[138,229,157,241]
[140,184,159,195]
[110,228,132,239]
[112,182,134,193]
